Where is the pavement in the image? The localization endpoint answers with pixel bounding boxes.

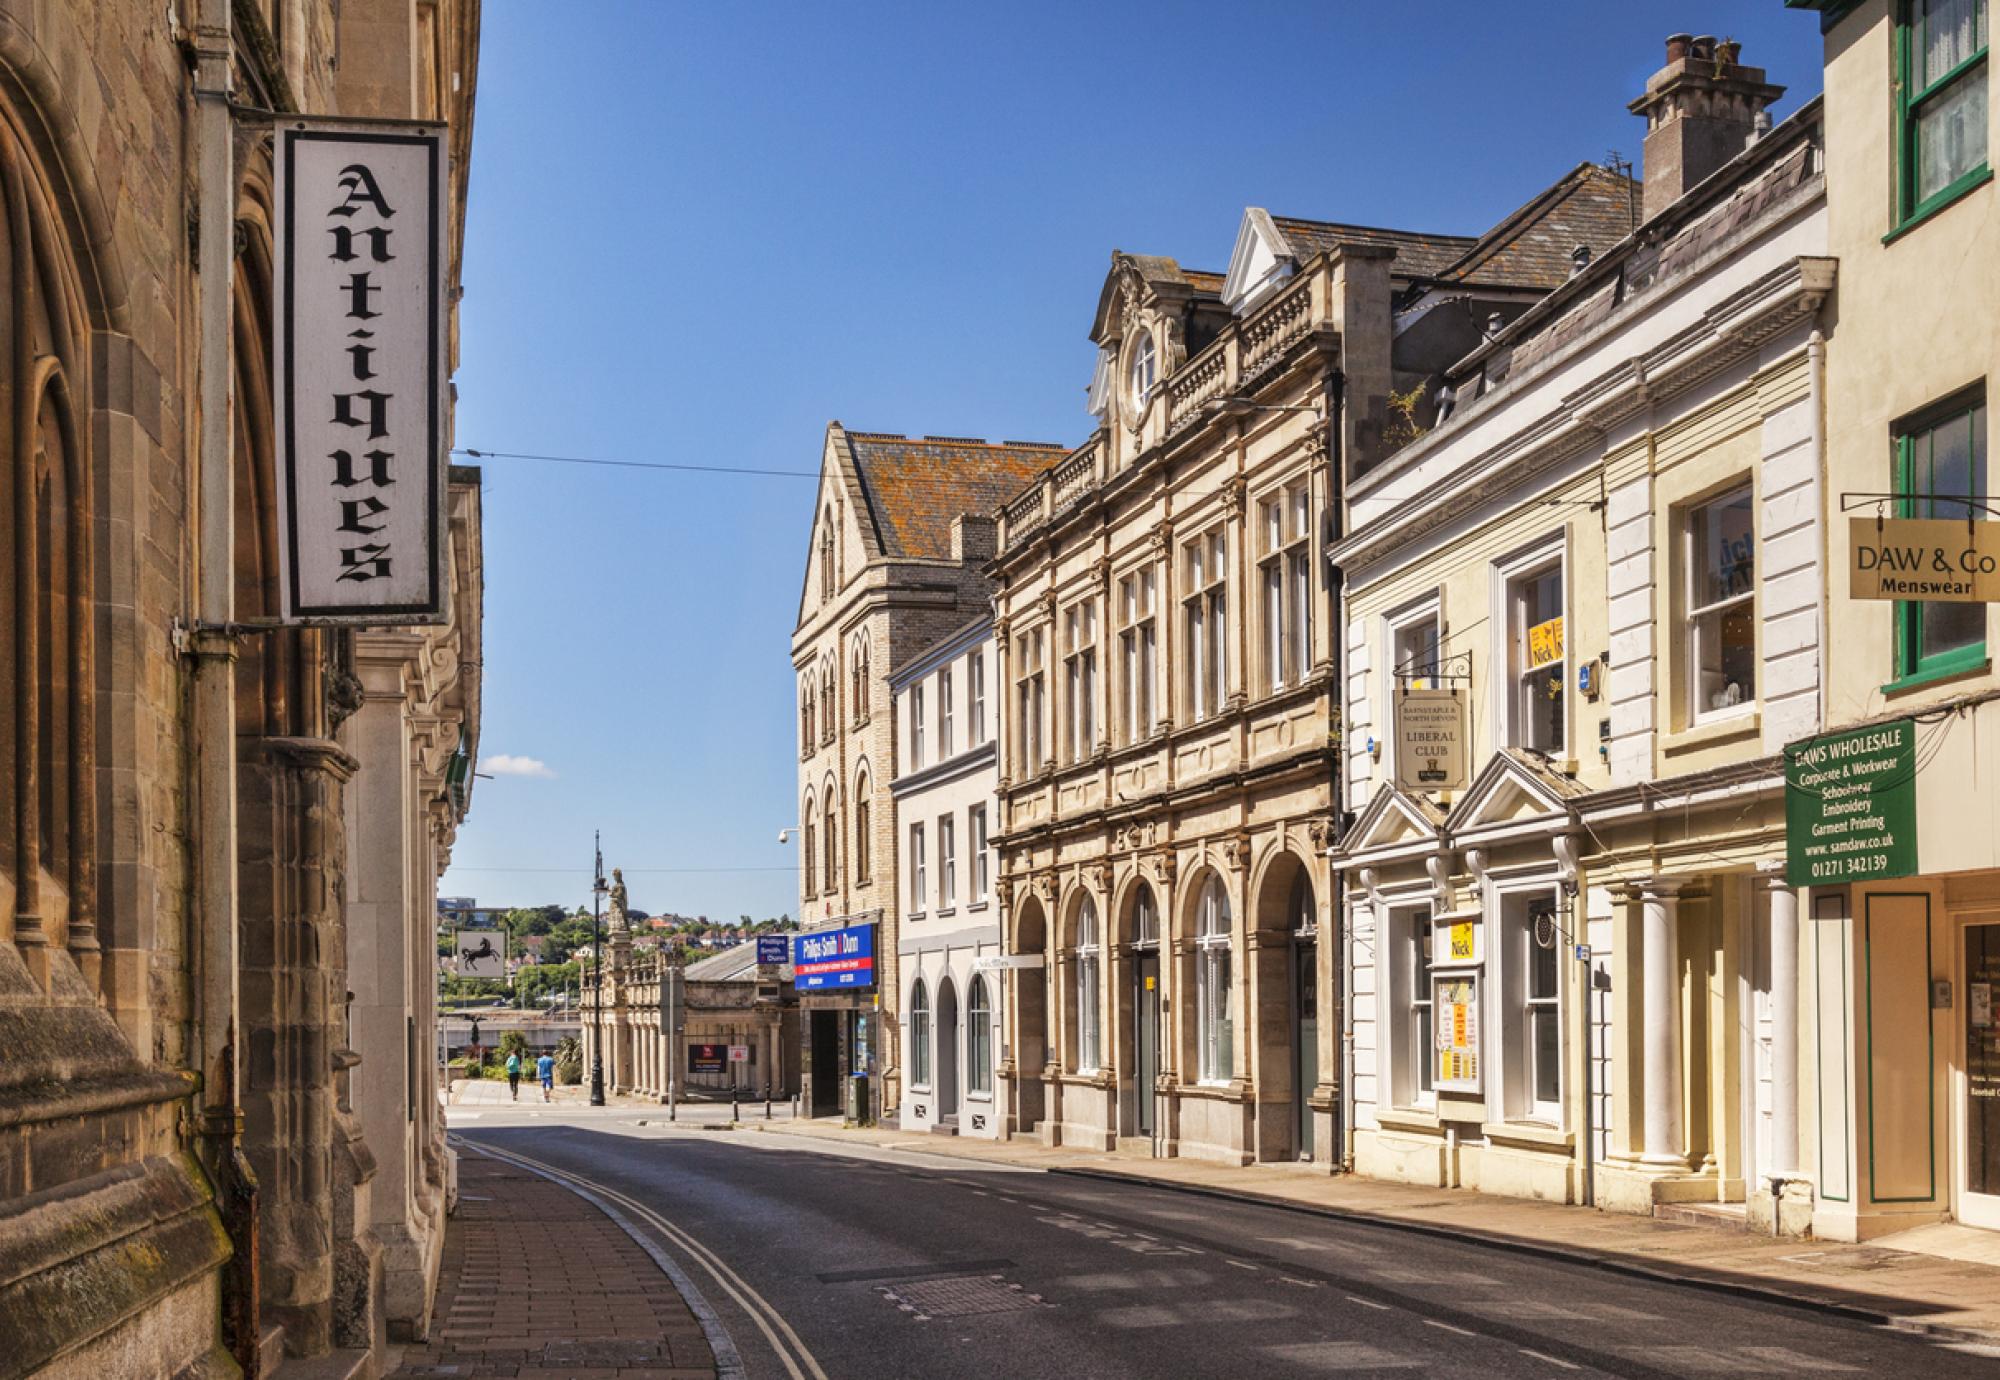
[439,1113,2000,1379]
[385,1147,718,1379]
[749,1117,2000,1346]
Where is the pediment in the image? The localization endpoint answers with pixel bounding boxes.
[1341,782,1446,855]
[1444,749,1581,834]
[1221,207,1293,314]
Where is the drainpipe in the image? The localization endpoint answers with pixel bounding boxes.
[1322,361,1352,1171]
[189,0,254,1371]
[1807,330,1828,732]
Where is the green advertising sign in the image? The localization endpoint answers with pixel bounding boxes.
[1785,719,1918,887]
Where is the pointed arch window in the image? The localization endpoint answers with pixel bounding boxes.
[822,786,838,892]
[854,770,872,885]
[802,798,817,899]
[820,516,834,601]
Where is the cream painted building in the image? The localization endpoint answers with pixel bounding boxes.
[1334,39,1831,1224]
[1787,0,2000,1242]
[989,169,1636,1166]
[893,617,1004,1136]
[793,425,1060,1119]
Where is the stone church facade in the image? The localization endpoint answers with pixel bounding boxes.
[0,2,482,1376]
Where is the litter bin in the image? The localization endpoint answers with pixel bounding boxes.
[845,1072,871,1125]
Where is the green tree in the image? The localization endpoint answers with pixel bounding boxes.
[497,1030,531,1063]
[554,1035,583,1085]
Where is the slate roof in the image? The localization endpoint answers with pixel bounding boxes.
[844,431,1068,561]
[1436,163,1641,290]
[1270,216,1477,280]
[685,937,784,983]
[1181,268,1226,296]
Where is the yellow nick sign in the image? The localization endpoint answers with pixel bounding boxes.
[1849,518,2000,603]
[1527,615,1564,670]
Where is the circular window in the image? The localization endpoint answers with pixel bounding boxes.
[1126,329,1158,420]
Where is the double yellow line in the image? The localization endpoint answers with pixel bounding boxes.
[456,1135,830,1380]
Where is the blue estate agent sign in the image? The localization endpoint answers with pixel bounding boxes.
[756,934,789,966]
[793,922,875,992]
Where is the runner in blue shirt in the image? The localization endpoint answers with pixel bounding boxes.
[536,1051,555,1102]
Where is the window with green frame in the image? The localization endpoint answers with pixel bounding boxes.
[1898,0,1990,225]
[1895,395,1990,680]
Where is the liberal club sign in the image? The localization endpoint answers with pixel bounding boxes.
[274,122,448,623]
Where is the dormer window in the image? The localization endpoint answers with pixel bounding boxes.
[1126,330,1157,418]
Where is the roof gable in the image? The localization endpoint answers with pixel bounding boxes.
[1221,208,1293,313]
[844,431,1066,562]
[1443,749,1587,836]
[1340,782,1448,856]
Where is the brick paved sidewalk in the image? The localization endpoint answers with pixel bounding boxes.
[389,1150,717,1379]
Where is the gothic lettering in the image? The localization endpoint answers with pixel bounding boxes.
[331,389,392,439]
[330,449,395,488]
[341,272,382,320]
[337,496,391,534]
[327,224,395,263]
[336,544,394,581]
[329,163,397,220]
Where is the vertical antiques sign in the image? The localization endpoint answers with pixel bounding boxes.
[1785,719,1918,886]
[1395,688,1469,792]
[273,122,448,623]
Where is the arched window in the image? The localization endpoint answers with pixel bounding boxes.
[851,634,871,725]
[1196,875,1233,1084]
[1074,894,1101,1072]
[800,680,814,753]
[854,773,872,883]
[968,976,993,1094]
[822,787,838,891]
[802,801,817,898]
[910,978,931,1087]
[820,516,834,600]
[1132,883,1158,948]
[1127,328,1158,413]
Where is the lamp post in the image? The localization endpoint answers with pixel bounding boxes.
[589,831,608,1107]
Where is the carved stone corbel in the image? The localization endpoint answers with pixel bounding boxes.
[1146,849,1179,886]
[1220,833,1252,875]
[1306,815,1340,852]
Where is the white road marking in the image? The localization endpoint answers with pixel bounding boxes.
[1519,1349,1579,1370]
[1345,1295,1392,1311]
[1226,1259,1259,1271]
[1423,1320,1476,1337]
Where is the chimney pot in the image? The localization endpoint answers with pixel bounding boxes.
[1630,38,1784,222]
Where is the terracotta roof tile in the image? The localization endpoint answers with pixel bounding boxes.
[846,432,1067,561]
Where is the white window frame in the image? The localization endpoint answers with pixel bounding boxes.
[1074,894,1101,1073]
[1388,903,1437,1110]
[1128,329,1158,413]
[1064,600,1098,763]
[970,650,986,745]
[1118,566,1158,744]
[1015,626,1046,775]
[970,805,989,903]
[909,822,926,917]
[1494,882,1565,1126]
[938,813,956,910]
[911,682,925,770]
[1258,481,1313,693]
[939,666,954,759]
[1493,540,1567,758]
[1683,483,1757,726]
[968,976,993,1095]
[910,978,931,1089]
[1184,529,1228,722]
[1195,874,1233,1085]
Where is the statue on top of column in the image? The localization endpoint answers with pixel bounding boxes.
[607,867,630,932]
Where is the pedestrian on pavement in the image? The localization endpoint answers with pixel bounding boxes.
[505,1050,522,1101]
[536,1051,555,1102]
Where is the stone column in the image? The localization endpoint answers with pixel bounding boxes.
[1762,868,1800,1178]
[1638,881,1686,1168]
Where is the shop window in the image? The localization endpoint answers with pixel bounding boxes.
[1895,394,1989,682]
[1686,486,1756,720]
[1505,557,1565,756]
[1898,0,1990,227]
[968,977,993,1094]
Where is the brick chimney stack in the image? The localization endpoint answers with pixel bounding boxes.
[1628,34,1785,223]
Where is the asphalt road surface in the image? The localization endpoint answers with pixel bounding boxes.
[451,1108,2000,1380]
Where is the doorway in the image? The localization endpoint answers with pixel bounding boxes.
[1135,950,1160,1138]
[809,1010,839,1116]
[938,978,961,1131]
[1959,921,2000,1230]
[1295,937,1318,1161]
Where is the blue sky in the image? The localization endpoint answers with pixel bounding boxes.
[441,2,1824,922]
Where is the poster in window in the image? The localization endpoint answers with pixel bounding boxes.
[1526,615,1565,670]
[1433,973,1480,1093]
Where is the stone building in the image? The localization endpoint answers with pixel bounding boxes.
[892,616,1004,1137]
[792,425,1062,1119]
[1333,39,1830,1220]
[1785,0,1998,1242]
[584,936,801,1102]
[0,2,482,1376]
[987,168,1638,1166]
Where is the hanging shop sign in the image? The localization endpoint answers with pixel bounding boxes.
[273,120,449,623]
[1784,719,1918,886]
[756,935,791,966]
[452,929,506,980]
[1395,688,1469,792]
[793,921,877,992]
[1849,518,2000,603]
[1433,973,1481,1093]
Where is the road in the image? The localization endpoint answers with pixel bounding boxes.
[450,1107,2000,1379]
